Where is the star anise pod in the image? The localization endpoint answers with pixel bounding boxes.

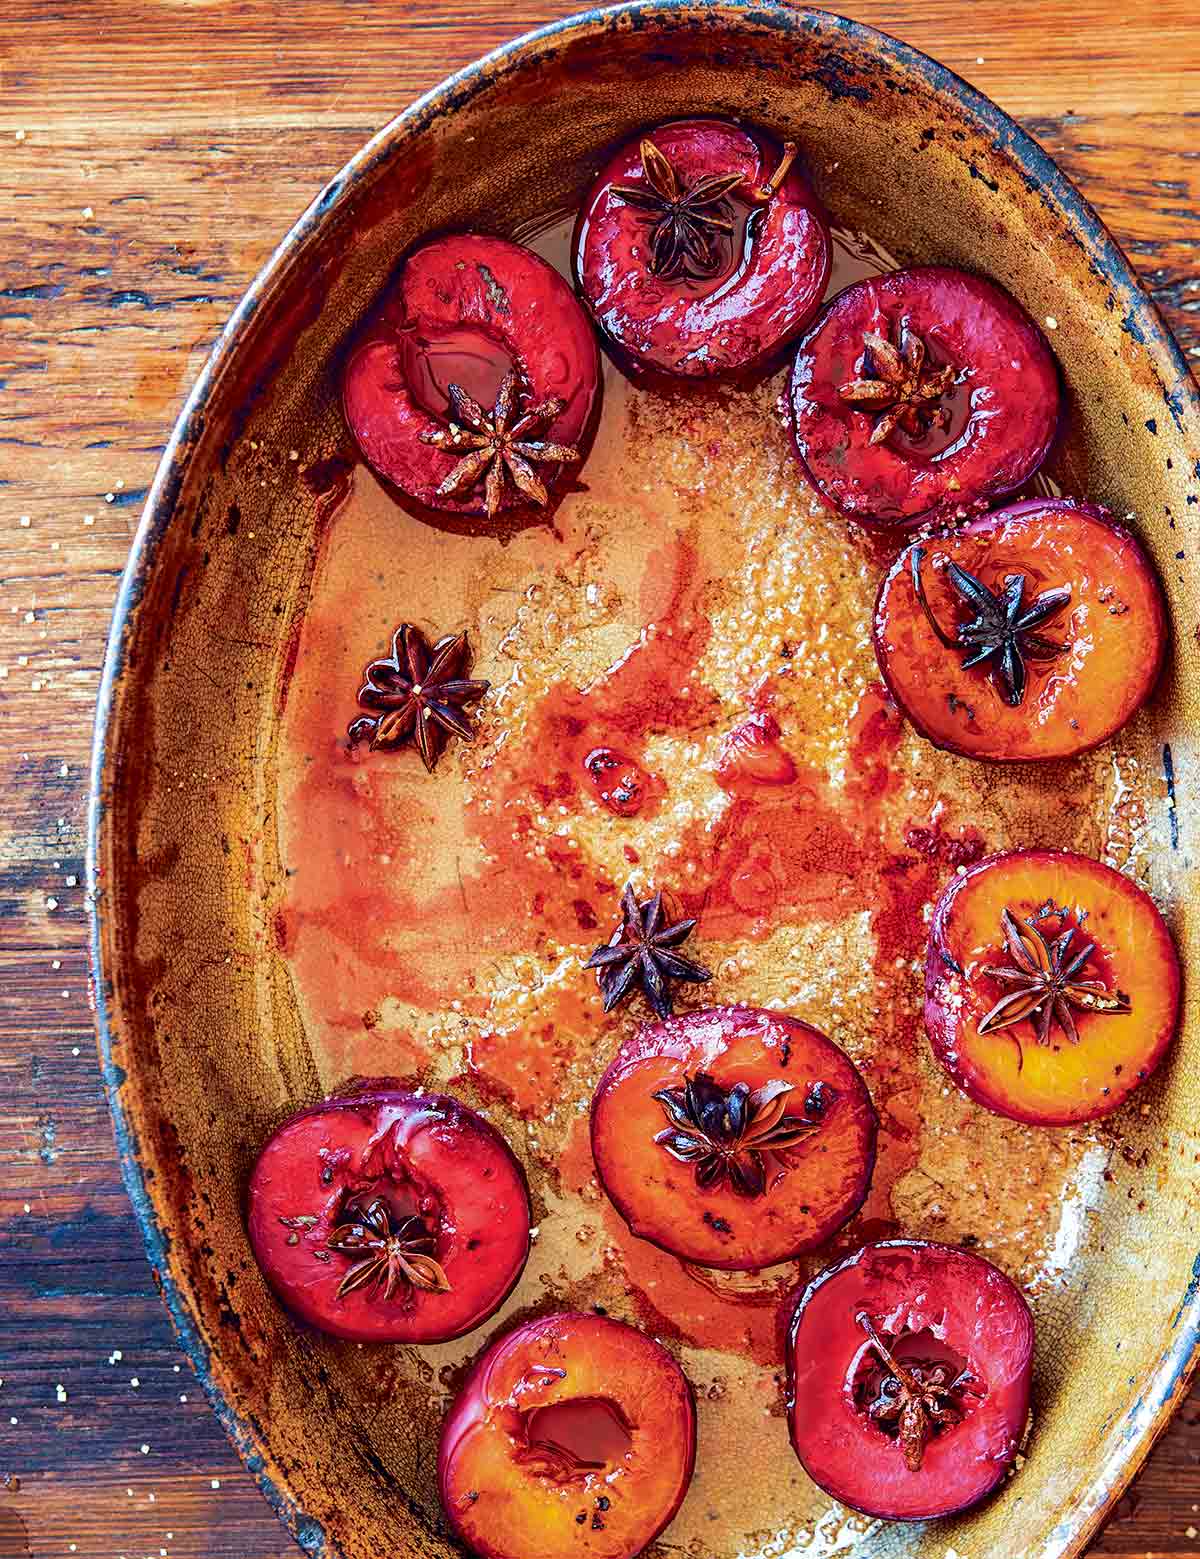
[855,1311,974,1472]
[419,371,578,518]
[978,904,1131,1047]
[583,883,711,1020]
[612,137,798,283]
[325,1196,451,1303]
[911,545,1071,706]
[612,138,744,281]
[347,622,489,771]
[838,319,956,445]
[653,1072,823,1197]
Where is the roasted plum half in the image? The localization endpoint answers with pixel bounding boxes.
[247,1088,530,1342]
[343,234,600,520]
[574,117,830,377]
[590,1005,877,1269]
[874,498,1167,761]
[439,1311,696,1559]
[789,265,1060,526]
[787,1239,1034,1521]
[925,849,1180,1126]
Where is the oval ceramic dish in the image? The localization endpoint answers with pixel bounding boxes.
[88,4,1200,1558]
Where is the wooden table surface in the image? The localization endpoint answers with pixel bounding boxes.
[2,2,1198,1555]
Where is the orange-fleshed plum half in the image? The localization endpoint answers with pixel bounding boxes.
[787,1240,1034,1521]
[590,1005,877,1269]
[925,850,1180,1125]
[247,1088,530,1342]
[873,498,1167,761]
[439,1312,696,1559]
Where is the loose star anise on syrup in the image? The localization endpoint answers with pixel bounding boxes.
[978,904,1131,1046]
[583,883,711,1019]
[612,136,798,282]
[838,319,956,445]
[855,1311,974,1472]
[347,622,489,771]
[911,545,1071,706]
[653,1073,823,1197]
[326,1196,451,1303]
[419,371,579,519]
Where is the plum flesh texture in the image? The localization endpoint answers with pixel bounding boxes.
[591,1005,877,1269]
[787,1239,1034,1521]
[575,118,830,377]
[439,1312,696,1559]
[925,849,1180,1125]
[790,265,1060,526]
[246,1088,530,1343]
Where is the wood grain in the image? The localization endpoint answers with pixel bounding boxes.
[0,2,1197,1556]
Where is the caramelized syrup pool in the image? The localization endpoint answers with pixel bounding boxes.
[273,213,1156,1555]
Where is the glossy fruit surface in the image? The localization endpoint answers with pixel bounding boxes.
[439,1311,695,1559]
[590,1005,877,1269]
[247,1088,530,1342]
[787,1239,1034,1520]
[873,498,1167,761]
[925,850,1180,1125]
[575,118,830,377]
[343,234,599,516]
[789,265,1059,526]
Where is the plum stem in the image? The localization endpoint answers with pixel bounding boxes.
[910,547,960,650]
[752,140,798,202]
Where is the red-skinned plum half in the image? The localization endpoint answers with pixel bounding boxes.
[787,1240,1034,1521]
[590,1005,877,1270]
[439,1311,696,1559]
[789,265,1060,527]
[247,1088,530,1343]
[873,498,1168,761]
[574,118,830,377]
[925,849,1181,1125]
[343,234,599,518]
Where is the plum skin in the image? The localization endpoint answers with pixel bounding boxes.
[789,265,1061,528]
[872,498,1168,762]
[786,1239,1035,1522]
[246,1087,531,1344]
[342,233,600,517]
[438,1311,696,1559]
[924,850,1181,1126]
[574,117,831,378]
[590,1005,878,1271]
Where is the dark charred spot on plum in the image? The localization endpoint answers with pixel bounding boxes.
[805,1081,837,1117]
[516,1395,635,1481]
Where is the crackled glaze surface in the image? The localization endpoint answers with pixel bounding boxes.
[89,6,1200,1559]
